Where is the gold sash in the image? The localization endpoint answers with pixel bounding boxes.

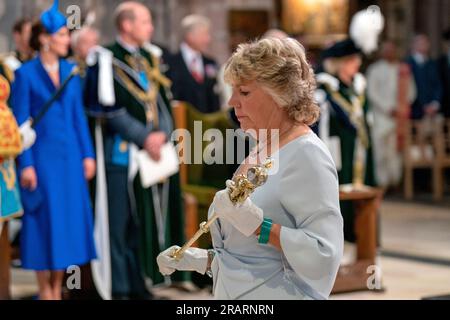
[323,83,370,149]
[114,53,171,126]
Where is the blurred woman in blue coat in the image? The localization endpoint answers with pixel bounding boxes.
[12,1,97,300]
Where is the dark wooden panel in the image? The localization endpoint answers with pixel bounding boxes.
[0,223,11,300]
[228,10,270,51]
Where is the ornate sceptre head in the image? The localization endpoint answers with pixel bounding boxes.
[228,158,273,204]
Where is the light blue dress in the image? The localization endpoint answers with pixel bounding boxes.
[209,132,344,300]
[12,57,97,271]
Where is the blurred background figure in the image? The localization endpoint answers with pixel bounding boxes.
[71,26,100,66]
[439,29,450,119]
[12,1,97,300]
[167,14,221,113]
[12,18,33,63]
[406,34,443,121]
[2,18,33,73]
[2,17,34,268]
[367,40,416,190]
[0,59,24,301]
[316,8,384,265]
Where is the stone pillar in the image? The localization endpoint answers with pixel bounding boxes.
[414,0,449,57]
[0,0,27,52]
[380,0,415,58]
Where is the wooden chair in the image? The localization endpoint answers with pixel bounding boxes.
[435,120,450,196]
[333,188,383,293]
[172,101,240,248]
[403,119,443,201]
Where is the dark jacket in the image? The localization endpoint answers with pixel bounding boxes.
[406,56,443,119]
[167,52,221,114]
[438,53,450,118]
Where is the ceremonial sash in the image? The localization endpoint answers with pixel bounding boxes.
[322,83,370,149]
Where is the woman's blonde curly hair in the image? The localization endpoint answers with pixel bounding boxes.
[224,38,320,126]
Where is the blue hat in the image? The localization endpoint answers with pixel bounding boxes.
[40,0,67,34]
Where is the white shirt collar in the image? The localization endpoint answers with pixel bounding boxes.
[413,53,427,65]
[181,42,204,74]
[117,36,139,54]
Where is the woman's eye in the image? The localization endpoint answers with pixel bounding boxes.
[240,90,250,96]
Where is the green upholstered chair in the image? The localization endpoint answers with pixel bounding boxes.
[172,102,244,249]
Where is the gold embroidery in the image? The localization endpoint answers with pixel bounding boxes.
[324,83,369,149]
[115,52,171,128]
[0,159,16,190]
[119,141,128,153]
[0,74,22,157]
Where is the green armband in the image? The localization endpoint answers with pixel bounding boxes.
[258,218,273,244]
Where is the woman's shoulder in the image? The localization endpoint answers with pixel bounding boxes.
[283,133,332,161]
[15,58,40,76]
[279,133,337,177]
[276,133,340,212]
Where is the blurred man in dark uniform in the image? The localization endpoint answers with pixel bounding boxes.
[438,29,450,119]
[406,35,443,120]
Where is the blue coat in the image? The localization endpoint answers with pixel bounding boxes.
[12,57,96,271]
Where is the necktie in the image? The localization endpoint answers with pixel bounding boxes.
[190,57,204,84]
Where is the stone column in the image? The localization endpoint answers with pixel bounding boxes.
[0,0,27,52]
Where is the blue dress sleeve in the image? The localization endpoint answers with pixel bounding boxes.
[11,67,34,171]
[72,75,95,159]
[278,140,344,298]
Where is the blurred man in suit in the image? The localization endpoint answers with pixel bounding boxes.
[438,29,450,119]
[406,34,443,120]
[167,15,220,113]
[71,26,100,66]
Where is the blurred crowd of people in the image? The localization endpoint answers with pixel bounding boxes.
[0,0,449,301]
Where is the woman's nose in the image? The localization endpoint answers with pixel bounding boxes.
[228,94,240,109]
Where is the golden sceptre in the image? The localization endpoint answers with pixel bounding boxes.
[172,158,274,260]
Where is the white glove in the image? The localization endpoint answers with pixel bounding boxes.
[19,120,36,151]
[157,246,208,276]
[212,184,263,237]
